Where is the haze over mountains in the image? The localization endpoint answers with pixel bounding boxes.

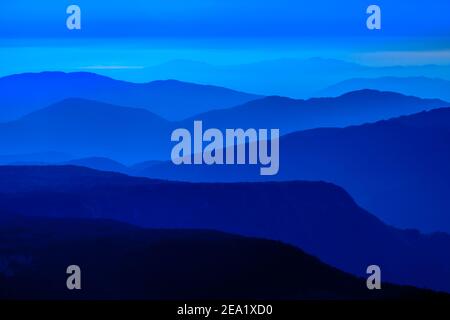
[140,58,450,98]
[0,151,75,165]
[182,90,449,134]
[2,61,449,123]
[1,69,450,298]
[0,98,173,163]
[320,76,450,101]
[1,73,450,234]
[142,107,450,233]
[1,214,446,300]
[0,72,261,122]
[1,166,450,293]
[0,86,447,163]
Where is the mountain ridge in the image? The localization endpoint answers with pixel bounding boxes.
[141,58,450,98]
[0,165,450,292]
[141,106,450,233]
[0,98,173,163]
[183,89,449,134]
[0,71,262,121]
[2,214,446,300]
[319,76,450,101]
[0,89,448,163]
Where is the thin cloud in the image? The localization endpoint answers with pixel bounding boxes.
[80,65,145,70]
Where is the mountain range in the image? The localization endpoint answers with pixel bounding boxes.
[3,61,449,124]
[0,89,447,163]
[0,98,173,163]
[320,76,450,101]
[141,106,450,234]
[0,72,261,122]
[1,165,450,293]
[181,89,449,134]
[1,69,450,297]
[139,58,450,98]
[2,80,449,234]
[2,215,445,300]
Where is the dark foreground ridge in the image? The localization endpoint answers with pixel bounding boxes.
[0,215,447,300]
[0,165,449,293]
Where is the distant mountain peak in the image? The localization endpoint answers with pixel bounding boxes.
[0,71,261,121]
[338,88,392,98]
[320,76,450,102]
[20,97,169,123]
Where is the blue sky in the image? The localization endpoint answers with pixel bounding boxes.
[1,0,450,38]
[0,0,449,83]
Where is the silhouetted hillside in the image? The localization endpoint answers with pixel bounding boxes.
[143,58,450,98]
[1,90,446,163]
[0,72,261,121]
[184,90,449,134]
[142,107,450,234]
[320,77,450,101]
[0,166,449,293]
[0,98,172,162]
[0,215,446,300]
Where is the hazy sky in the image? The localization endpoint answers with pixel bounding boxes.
[1,0,449,38]
[0,0,449,81]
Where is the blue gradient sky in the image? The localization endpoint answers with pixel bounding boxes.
[0,0,449,82]
[1,0,450,38]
